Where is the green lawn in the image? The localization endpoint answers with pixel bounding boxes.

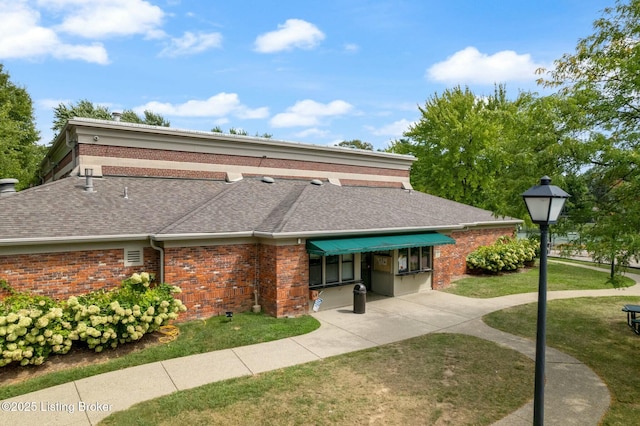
[100,333,534,426]
[485,296,640,424]
[0,312,320,400]
[442,261,635,298]
[4,262,639,424]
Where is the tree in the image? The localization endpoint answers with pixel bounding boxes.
[52,100,170,138]
[338,140,373,150]
[211,126,272,138]
[0,64,45,189]
[389,86,502,208]
[388,85,586,220]
[119,110,170,127]
[540,0,640,280]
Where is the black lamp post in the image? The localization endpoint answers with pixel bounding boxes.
[522,176,570,426]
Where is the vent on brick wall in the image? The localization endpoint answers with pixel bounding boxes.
[124,247,143,267]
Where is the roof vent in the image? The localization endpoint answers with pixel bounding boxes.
[261,176,275,184]
[84,168,94,192]
[0,178,18,197]
[112,112,122,122]
[310,179,323,186]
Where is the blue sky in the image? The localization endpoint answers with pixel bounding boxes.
[0,0,612,149]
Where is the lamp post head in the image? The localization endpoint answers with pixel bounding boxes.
[522,176,570,225]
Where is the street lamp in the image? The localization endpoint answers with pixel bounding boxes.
[522,176,570,426]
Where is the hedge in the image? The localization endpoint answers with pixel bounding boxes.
[466,236,538,274]
[0,273,186,368]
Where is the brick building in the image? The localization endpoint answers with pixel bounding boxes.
[0,118,521,320]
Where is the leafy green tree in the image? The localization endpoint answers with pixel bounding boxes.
[540,0,640,279]
[390,86,502,208]
[389,86,585,221]
[228,127,247,135]
[52,100,111,135]
[338,139,373,150]
[118,110,170,127]
[0,64,45,189]
[52,100,170,137]
[211,126,272,138]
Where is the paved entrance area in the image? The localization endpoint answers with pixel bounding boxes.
[2,264,639,425]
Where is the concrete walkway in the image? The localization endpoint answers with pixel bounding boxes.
[2,263,640,426]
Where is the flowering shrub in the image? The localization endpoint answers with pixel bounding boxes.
[0,273,186,367]
[466,236,538,274]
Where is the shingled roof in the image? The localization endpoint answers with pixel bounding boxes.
[0,175,521,245]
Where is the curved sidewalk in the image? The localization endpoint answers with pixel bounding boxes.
[2,266,640,426]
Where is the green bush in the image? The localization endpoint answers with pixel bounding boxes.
[466,236,538,274]
[0,273,186,367]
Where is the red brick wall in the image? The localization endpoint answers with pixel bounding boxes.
[78,144,409,178]
[103,166,227,180]
[164,244,258,320]
[257,244,277,316]
[1,230,515,320]
[258,244,309,318]
[0,247,159,299]
[432,227,515,289]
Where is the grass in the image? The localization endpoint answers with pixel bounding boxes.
[0,312,320,400]
[485,296,640,425]
[4,262,640,424]
[100,333,534,426]
[442,261,635,298]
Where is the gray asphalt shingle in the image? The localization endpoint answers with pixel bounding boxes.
[0,176,517,242]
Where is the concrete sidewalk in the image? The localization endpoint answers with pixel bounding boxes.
[2,266,640,426]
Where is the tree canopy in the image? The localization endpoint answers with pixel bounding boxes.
[211,126,272,138]
[540,0,640,278]
[337,140,374,151]
[388,85,583,220]
[52,100,170,138]
[0,64,45,189]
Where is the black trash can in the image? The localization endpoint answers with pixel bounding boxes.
[353,283,366,314]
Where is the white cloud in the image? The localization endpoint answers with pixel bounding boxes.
[37,98,70,109]
[0,1,108,64]
[135,93,269,119]
[294,128,331,138]
[254,19,325,53]
[43,0,166,39]
[270,99,353,128]
[366,119,413,137]
[343,43,359,53]
[159,31,223,57]
[426,46,544,84]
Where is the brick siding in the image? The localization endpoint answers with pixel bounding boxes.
[432,227,515,289]
[0,247,159,298]
[163,245,258,320]
[103,166,227,180]
[78,144,409,178]
[1,228,512,320]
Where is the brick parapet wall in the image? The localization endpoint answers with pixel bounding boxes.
[0,248,159,299]
[432,227,516,289]
[78,144,409,178]
[103,166,227,180]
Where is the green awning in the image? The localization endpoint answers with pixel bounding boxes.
[306,232,455,256]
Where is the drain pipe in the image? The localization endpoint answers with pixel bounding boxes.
[253,242,261,313]
[149,236,165,283]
